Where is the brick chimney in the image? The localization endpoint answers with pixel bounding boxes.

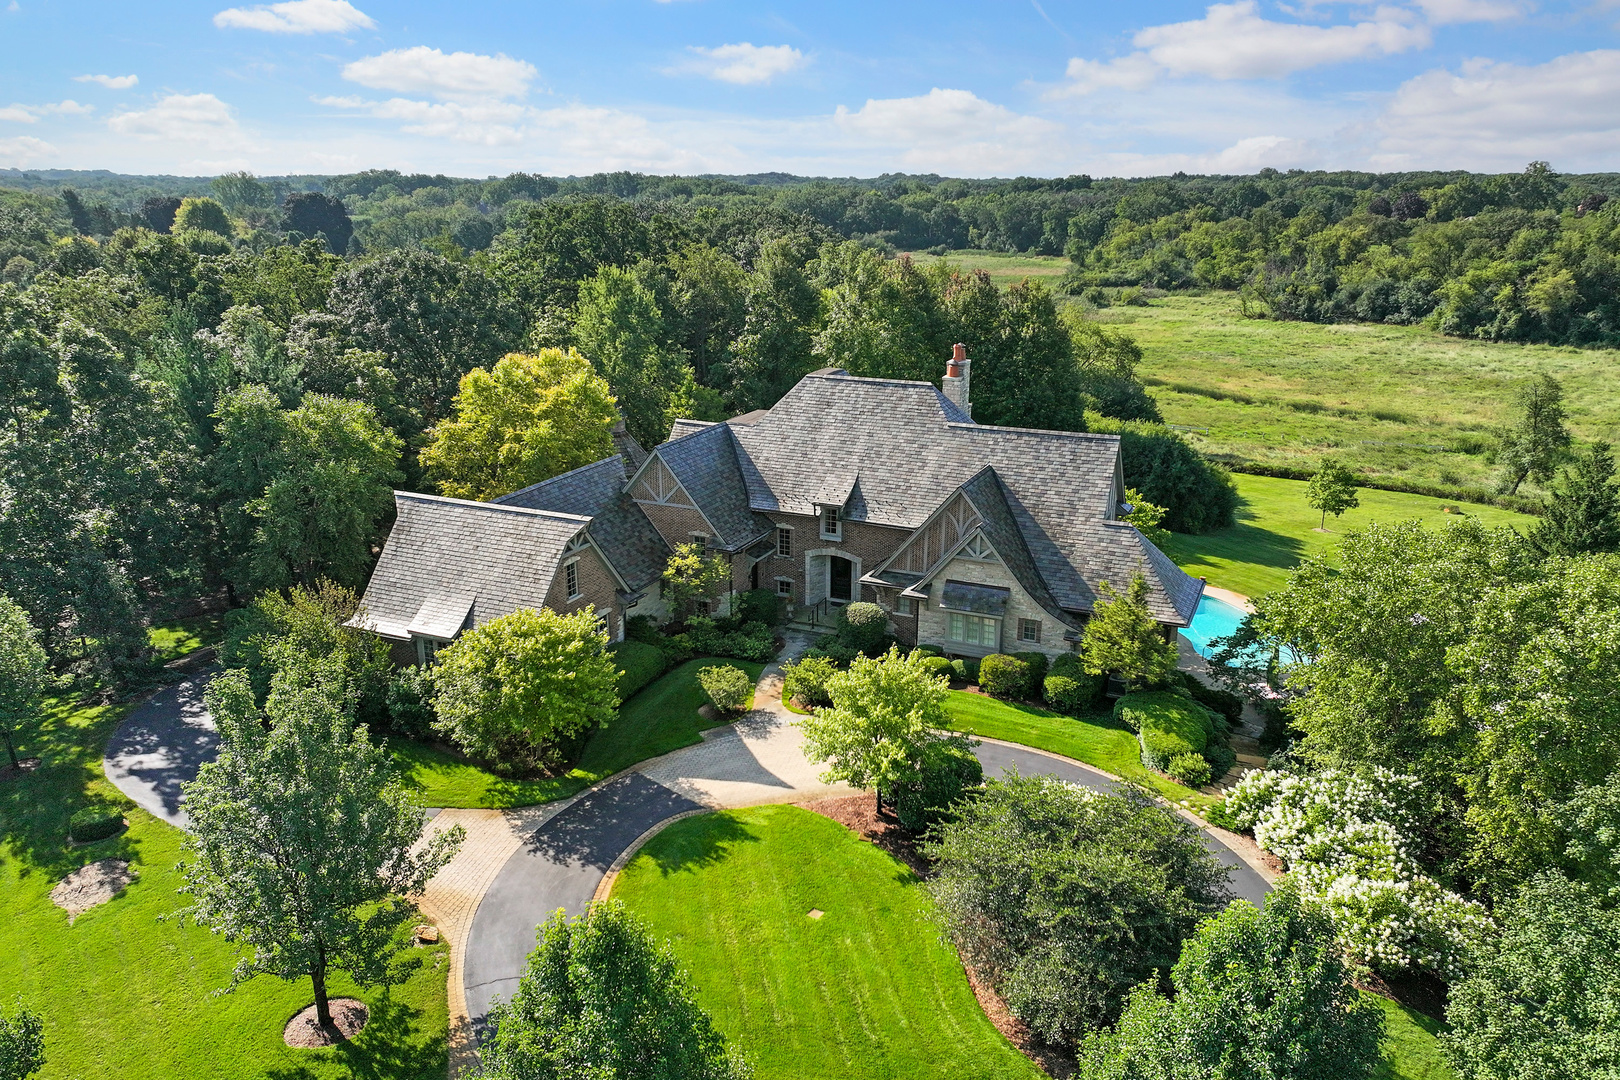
[942,342,972,419]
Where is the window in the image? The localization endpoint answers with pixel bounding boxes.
[947,612,998,648]
[821,507,840,539]
[776,577,794,598]
[1017,618,1042,644]
[777,527,792,558]
[565,560,580,600]
[690,533,708,553]
[896,595,914,616]
[416,636,448,665]
[694,599,710,615]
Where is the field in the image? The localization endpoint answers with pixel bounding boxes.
[392,658,763,808]
[1094,291,1620,492]
[902,248,1070,289]
[611,804,1042,1080]
[1163,472,1537,598]
[1,693,449,1080]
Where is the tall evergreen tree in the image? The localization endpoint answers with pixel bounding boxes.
[1531,442,1620,557]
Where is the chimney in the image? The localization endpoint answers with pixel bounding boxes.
[942,342,972,420]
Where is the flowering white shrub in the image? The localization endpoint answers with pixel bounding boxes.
[1225,767,1491,979]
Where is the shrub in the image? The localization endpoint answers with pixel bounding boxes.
[624,615,661,645]
[1167,752,1212,788]
[1115,691,1213,769]
[1045,654,1104,713]
[1179,671,1244,724]
[978,654,1030,698]
[894,742,983,831]
[697,664,754,713]
[1088,417,1240,534]
[723,621,777,663]
[951,657,980,684]
[837,601,888,654]
[658,633,695,667]
[610,640,667,700]
[385,664,437,740]
[781,655,838,708]
[70,806,124,843]
[914,643,944,657]
[805,633,861,666]
[917,655,955,680]
[733,588,785,628]
[1202,742,1236,781]
[1013,651,1049,693]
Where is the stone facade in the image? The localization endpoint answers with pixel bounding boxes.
[915,549,1077,661]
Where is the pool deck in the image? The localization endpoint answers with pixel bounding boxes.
[1201,583,1253,613]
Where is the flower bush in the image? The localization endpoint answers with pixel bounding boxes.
[1225,767,1491,978]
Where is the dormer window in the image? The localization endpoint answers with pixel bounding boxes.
[820,507,840,540]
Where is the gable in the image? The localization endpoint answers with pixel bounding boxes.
[881,490,983,576]
[630,457,697,508]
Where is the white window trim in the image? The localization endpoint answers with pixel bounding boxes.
[820,507,841,540]
[565,558,581,601]
[776,526,793,558]
[775,576,794,598]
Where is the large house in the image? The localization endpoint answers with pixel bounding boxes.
[354,346,1204,666]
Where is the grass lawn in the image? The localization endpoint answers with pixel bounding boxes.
[391,658,764,809]
[146,613,226,663]
[1093,291,1620,491]
[902,248,1070,290]
[1,692,448,1080]
[943,691,1218,814]
[611,804,1042,1080]
[1161,472,1537,599]
[1372,995,1457,1080]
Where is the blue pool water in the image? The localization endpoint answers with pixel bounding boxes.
[1179,593,1249,658]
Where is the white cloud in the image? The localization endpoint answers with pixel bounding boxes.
[342,47,536,102]
[74,74,138,90]
[673,43,806,85]
[1410,0,1531,23]
[1061,54,1160,94]
[1134,1,1430,79]
[1373,49,1620,168]
[0,135,55,166]
[835,88,1061,172]
[213,0,373,34]
[0,100,94,123]
[107,93,244,144]
[318,94,529,144]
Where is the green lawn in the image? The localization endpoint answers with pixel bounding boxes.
[902,248,1070,289]
[1161,471,1536,599]
[943,691,1218,813]
[611,804,1043,1080]
[1372,995,1457,1080]
[146,613,226,663]
[1,693,449,1080]
[1093,291,1620,491]
[391,658,764,809]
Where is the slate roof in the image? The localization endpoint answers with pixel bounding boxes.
[355,493,589,640]
[495,457,669,592]
[667,418,716,441]
[652,421,775,551]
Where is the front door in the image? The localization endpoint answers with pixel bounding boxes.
[829,556,853,603]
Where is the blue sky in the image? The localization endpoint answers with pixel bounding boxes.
[2,0,1618,177]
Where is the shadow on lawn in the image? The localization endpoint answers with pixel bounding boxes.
[263,989,445,1080]
[1162,494,1308,578]
[1,694,143,883]
[636,811,762,878]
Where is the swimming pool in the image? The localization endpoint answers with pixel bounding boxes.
[1178,592,1250,658]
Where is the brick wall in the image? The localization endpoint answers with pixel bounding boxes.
[759,513,910,608]
[636,501,715,553]
[545,543,624,639]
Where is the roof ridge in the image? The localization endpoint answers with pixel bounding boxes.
[948,422,1122,442]
[492,456,622,505]
[396,490,593,524]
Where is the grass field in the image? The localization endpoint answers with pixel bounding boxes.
[391,658,763,808]
[611,804,1042,1080]
[1093,291,1620,491]
[902,248,1069,289]
[146,614,225,663]
[1163,471,1537,598]
[942,691,1218,813]
[1373,996,1457,1080]
[1,693,449,1080]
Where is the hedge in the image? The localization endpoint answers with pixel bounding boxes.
[70,807,124,843]
[952,657,981,684]
[1115,691,1216,771]
[1179,671,1243,725]
[1215,458,1544,516]
[1012,652,1049,698]
[1167,752,1212,788]
[917,655,955,680]
[610,640,668,700]
[978,654,1030,698]
[1044,653,1105,713]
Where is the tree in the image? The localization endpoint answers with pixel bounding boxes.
[724,233,822,412]
[177,649,464,1031]
[0,999,44,1080]
[925,773,1232,1043]
[210,171,272,216]
[432,607,619,772]
[572,264,698,449]
[172,197,232,238]
[1442,874,1620,1080]
[1531,442,1620,557]
[796,646,971,813]
[213,386,403,595]
[1498,374,1571,494]
[475,900,750,1080]
[1121,487,1171,548]
[1307,458,1361,530]
[0,596,49,771]
[283,192,355,255]
[138,195,181,234]
[660,543,731,620]
[419,349,618,501]
[1565,774,1620,903]
[1080,885,1384,1080]
[1082,573,1179,689]
[1068,312,1162,423]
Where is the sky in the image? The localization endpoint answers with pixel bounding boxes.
[2,0,1619,178]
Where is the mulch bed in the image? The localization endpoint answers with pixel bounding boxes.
[798,793,1078,1077]
[283,998,369,1048]
[0,757,42,783]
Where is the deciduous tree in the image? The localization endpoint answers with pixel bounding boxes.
[1498,374,1571,494]
[660,543,731,621]
[282,192,354,255]
[420,348,618,501]
[572,264,698,448]
[177,648,464,1031]
[0,595,49,770]
[1307,458,1361,530]
[0,998,44,1080]
[172,197,232,238]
